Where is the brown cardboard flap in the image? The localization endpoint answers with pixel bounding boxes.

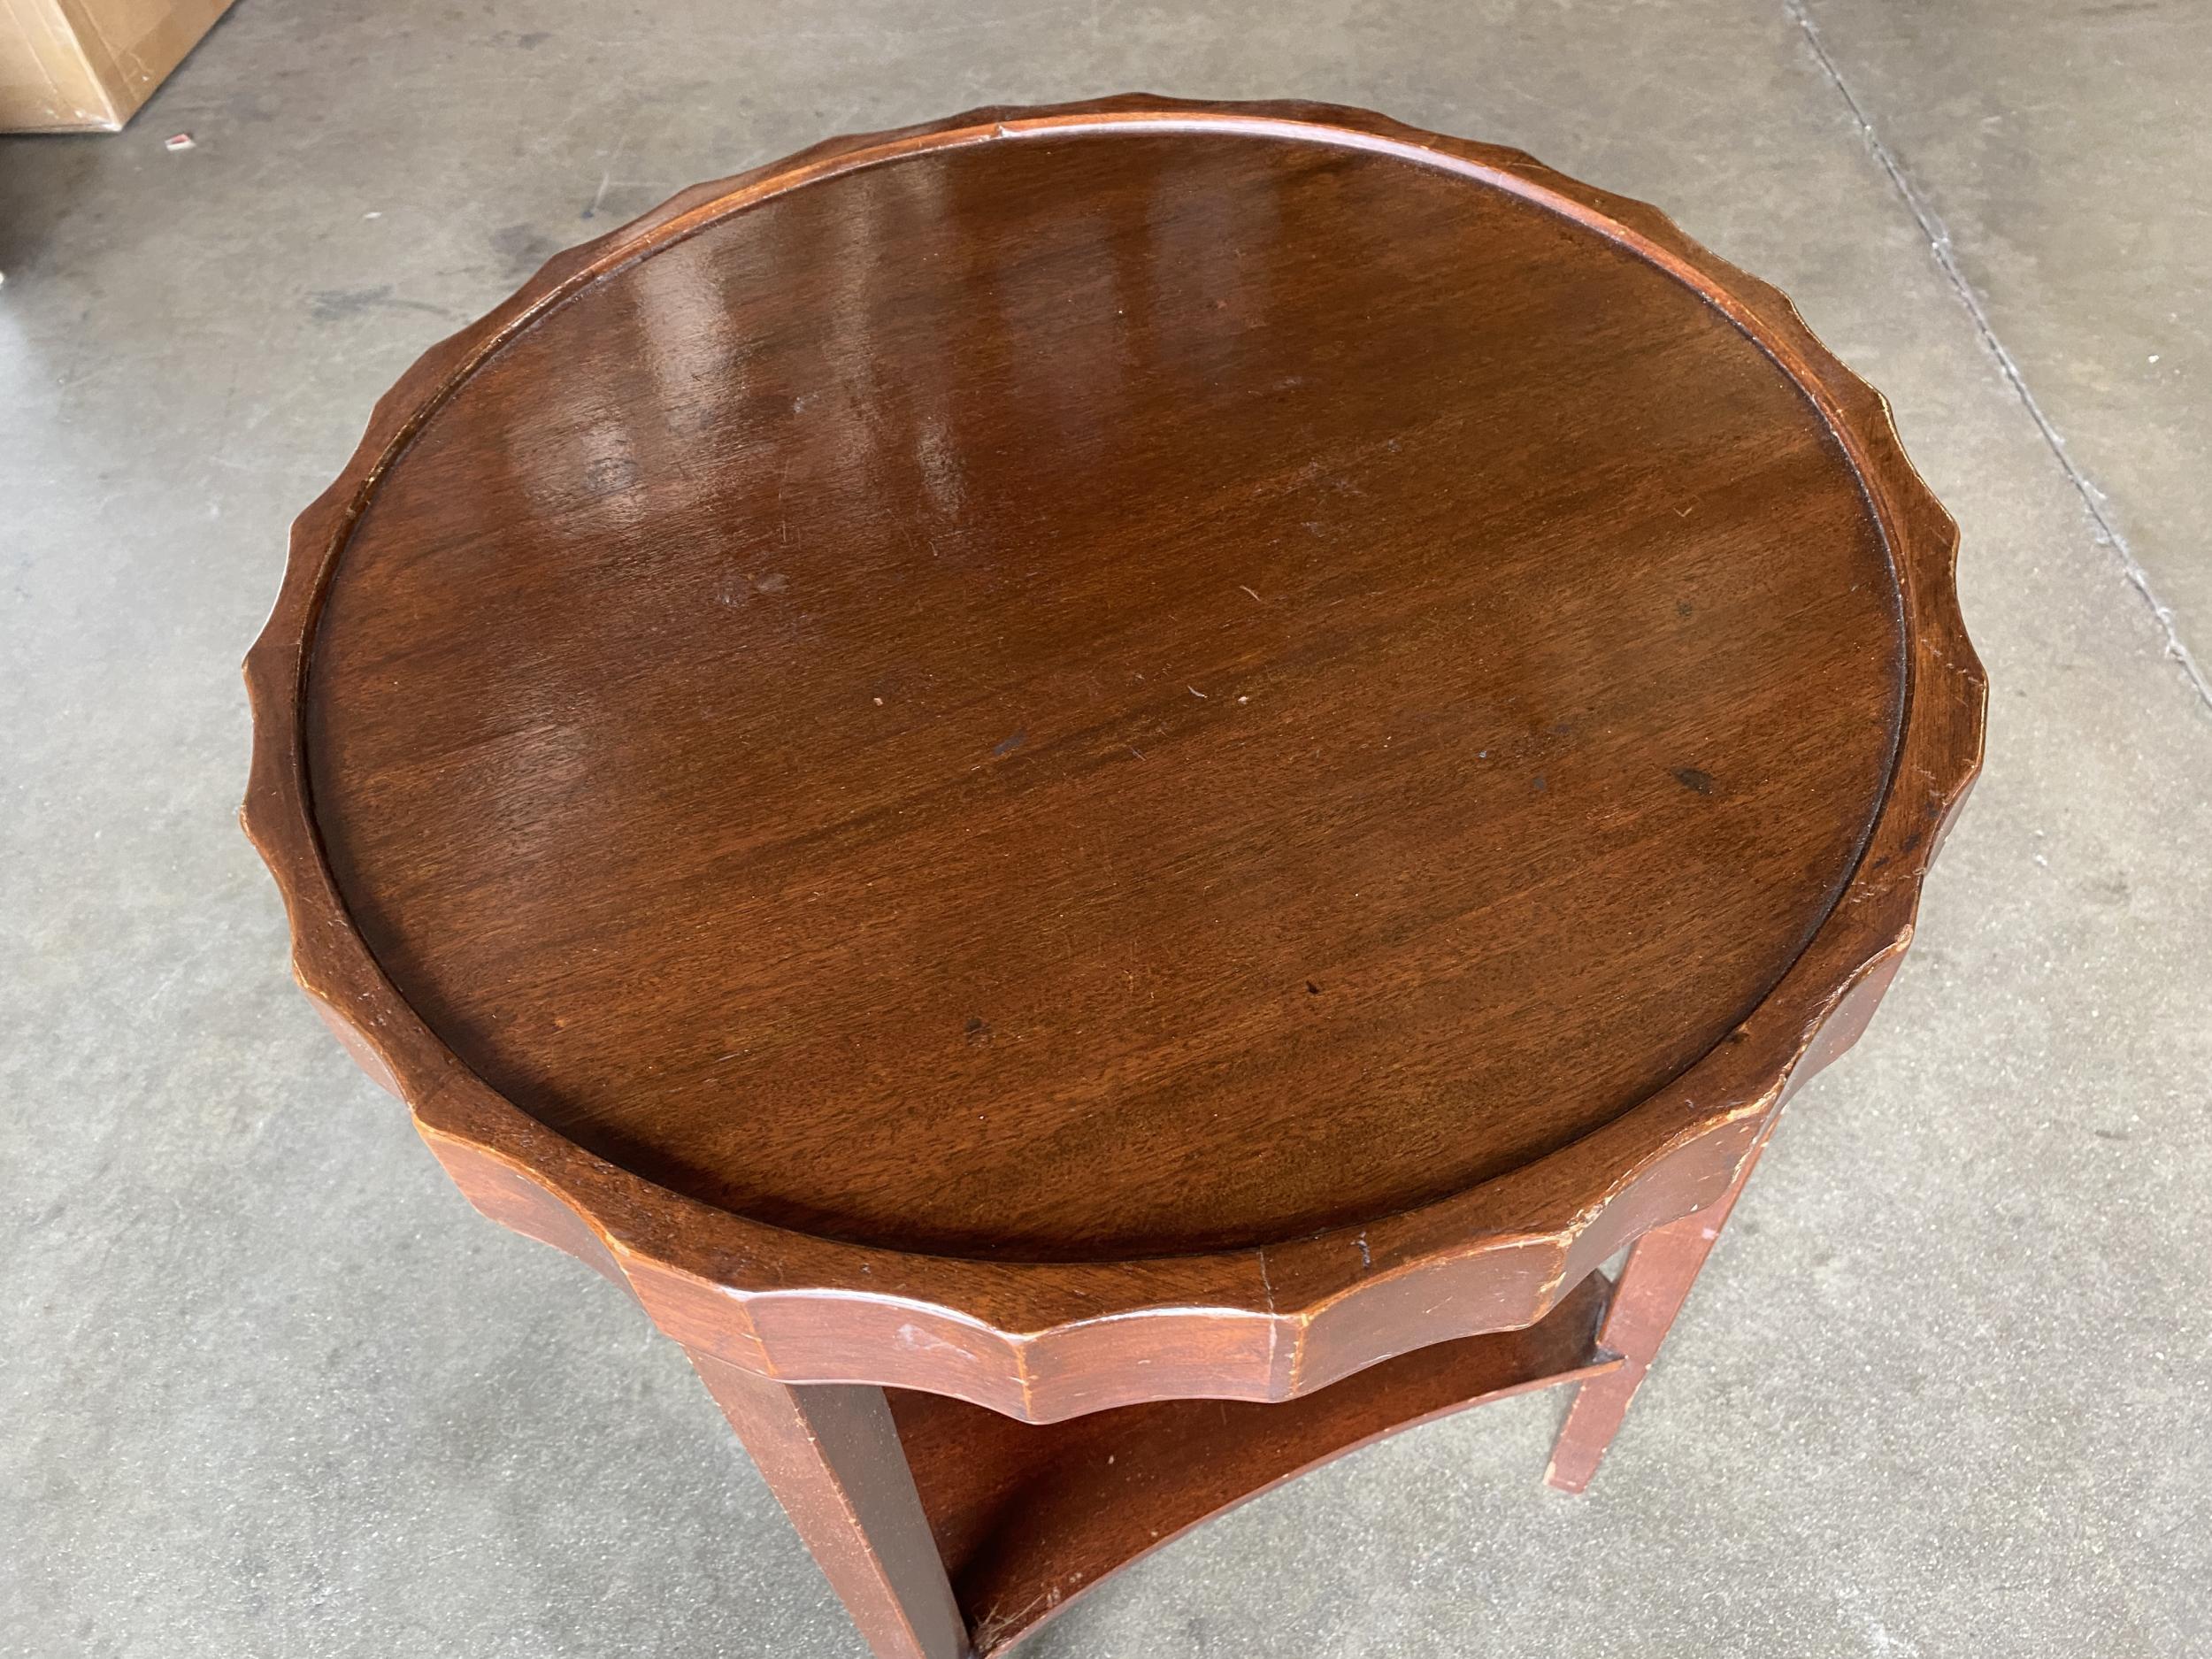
[0,0,121,130]
[1,0,234,132]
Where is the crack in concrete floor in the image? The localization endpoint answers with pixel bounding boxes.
[1790,0,2212,711]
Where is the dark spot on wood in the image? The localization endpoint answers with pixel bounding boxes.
[1677,600,1694,618]
[1531,775,1547,792]
[584,456,639,494]
[992,727,1027,758]
[1672,767,1714,795]
[1899,830,1924,854]
[1305,981,1321,995]
[964,1017,992,1047]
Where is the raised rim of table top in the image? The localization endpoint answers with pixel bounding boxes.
[242,95,1986,1424]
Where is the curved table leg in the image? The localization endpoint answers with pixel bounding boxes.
[689,1352,971,1659]
[1545,1114,1778,1494]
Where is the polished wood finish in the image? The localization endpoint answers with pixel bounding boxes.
[244,96,1984,1658]
[244,95,1982,1420]
[311,120,1901,1265]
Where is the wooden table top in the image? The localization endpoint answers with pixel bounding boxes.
[248,98,1983,1418]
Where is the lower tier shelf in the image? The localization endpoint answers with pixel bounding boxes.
[887,1269,1620,1655]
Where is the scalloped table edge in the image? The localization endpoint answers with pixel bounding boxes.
[242,94,1987,1425]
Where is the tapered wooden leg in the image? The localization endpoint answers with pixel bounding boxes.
[689,1351,970,1659]
[1545,1116,1778,1494]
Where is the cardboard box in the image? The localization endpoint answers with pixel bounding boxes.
[1,0,234,132]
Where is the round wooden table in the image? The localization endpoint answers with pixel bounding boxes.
[246,97,1985,1658]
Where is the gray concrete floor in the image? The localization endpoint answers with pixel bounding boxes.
[3,1,2208,1655]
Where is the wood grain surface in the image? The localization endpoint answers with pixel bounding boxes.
[244,96,1985,1419]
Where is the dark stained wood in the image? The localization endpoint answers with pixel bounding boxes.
[308,118,1901,1266]
[244,96,1985,1425]
[689,1356,968,1659]
[891,1270,1618,1655]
